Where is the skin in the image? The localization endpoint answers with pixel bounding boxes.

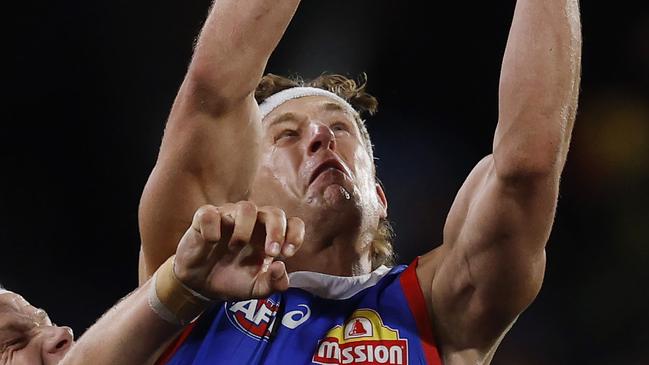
[129,0,582,364]
[0,292,73,365]
[61,204,305,365]
[2,4,582,363]
[247,97,386,276]
[138,0,302,283]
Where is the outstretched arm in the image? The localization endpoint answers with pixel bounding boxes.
[139,0,301,283]
[417,0,581,357]
[59,280,181,365]
[63,203,303,365]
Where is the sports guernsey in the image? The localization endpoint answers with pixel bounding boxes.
[156,258,443,365]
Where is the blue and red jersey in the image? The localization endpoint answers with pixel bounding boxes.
[157,258,442,365]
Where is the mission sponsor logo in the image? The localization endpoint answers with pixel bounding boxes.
[226,298,279,340]
[313,309,408,365]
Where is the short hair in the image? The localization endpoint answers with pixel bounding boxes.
[255,73,395,269]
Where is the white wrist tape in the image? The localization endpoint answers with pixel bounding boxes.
[147,255,214,326]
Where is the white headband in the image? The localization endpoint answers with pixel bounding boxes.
[259,87,358,120]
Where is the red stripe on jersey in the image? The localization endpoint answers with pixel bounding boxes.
[400,257,443,365]
[155,321,198,365]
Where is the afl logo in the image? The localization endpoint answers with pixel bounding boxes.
[226,298,280,340]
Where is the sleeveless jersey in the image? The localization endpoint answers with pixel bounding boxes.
[156,258,442,365]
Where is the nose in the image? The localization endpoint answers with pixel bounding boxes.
[307,123,336,155]
[42,325,74,355]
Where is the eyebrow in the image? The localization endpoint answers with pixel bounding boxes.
[323,102,345,112]
[266,112,305,129]
[266,102,354,130]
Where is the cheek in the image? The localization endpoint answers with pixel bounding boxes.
[251,150,300,201]
[351,147,377,195]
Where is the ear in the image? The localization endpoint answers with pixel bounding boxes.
[375,182,388,219]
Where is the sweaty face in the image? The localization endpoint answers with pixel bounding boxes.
[0,292,73,365]
[250,96,387,247]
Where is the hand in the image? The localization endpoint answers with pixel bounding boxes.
[173,202,305,301]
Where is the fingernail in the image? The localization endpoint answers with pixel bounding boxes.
[270,242,281,256]
[284,244,296,257]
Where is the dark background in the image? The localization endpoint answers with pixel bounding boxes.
[3,1,648,364]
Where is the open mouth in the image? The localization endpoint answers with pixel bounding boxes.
[308,159,347,186]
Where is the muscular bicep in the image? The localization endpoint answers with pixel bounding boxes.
[426,155,556,349]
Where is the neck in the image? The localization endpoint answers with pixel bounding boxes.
[284,225,374,276]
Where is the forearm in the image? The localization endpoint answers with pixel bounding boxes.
[187,0,301,111]
[140,1,302,280]
[494,0,581,178]
[60,281,182,365]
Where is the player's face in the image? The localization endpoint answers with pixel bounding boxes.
[251,96,386,232]
[0,292,74,365]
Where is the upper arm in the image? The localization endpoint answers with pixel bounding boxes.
[418,155,557,350]
[414,0,579,352]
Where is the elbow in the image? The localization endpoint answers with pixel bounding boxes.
[493,138,565,182]
[182,63,255,116]
[181,70,237,116]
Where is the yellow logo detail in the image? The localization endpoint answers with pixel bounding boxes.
[313,309,409,365]
[324,309,400,344]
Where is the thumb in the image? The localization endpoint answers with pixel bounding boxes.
[253,261,289,297]
[268,261,289,292]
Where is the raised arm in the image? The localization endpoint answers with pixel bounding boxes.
[417,0,581,358]
[139,0,301,283]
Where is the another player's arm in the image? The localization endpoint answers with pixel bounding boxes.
[59,280,181,365]
[417,0,581,356]
[62,204,303,365]
[139,0,301,284]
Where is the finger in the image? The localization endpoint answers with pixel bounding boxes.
[253,260,289,297]
[257,206,287,257]
[217,203,236,226]
[282,216,305,258]
[260,256,274,273]
[192,205,221,243]
[268,261,289,292]
[228,201,258,250]
[177,205,222,278]
[214,203,236,244]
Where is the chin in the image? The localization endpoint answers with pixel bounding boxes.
[303,183,365,228]
[307,183,355,208]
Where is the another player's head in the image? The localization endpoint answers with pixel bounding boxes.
[251,74,393,271]
[0,286,73,365]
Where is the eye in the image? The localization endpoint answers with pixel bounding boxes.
[331,122,350,133]
[274,129,299,142]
